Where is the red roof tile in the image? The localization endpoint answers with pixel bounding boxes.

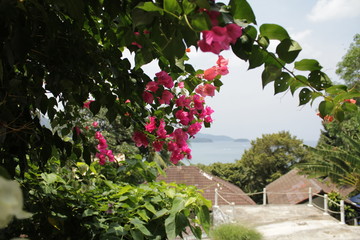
[266,168,354,204]
[157,166,256,206]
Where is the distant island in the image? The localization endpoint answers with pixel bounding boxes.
[190,133,249,143]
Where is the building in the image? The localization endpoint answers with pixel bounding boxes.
[157,166,256,206]
[266,168,354,205]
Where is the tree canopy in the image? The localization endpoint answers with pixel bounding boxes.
[336,34,360,90]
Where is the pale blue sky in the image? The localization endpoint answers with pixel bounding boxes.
[139,0,360,141]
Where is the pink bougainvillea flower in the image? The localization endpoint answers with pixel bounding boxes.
[204,66,218,81]
[153,140,164,152]
[142,91,154,104]
[207,11,220,26]
[226,23,243,44]
[192,94,205,110]
[178,81,185,88]
[134,32,140,36]
[145,116,157,133]
[217,55,229,67]
[83,100,94,109]
[92,121,99,128]
[188,122,202,136]
[74,126,81,136]
[343,99,357,104]
[131,42,142,48]
[145,81,159,92]
[156,71,174,89]
[132,131,149,147]
[159,90,174,105]
[125,99,131,103]
[173,129,188,147]
[156,119,167,139]
[175,109,190,125]
[198,24,242,54]
[143,29,150,34]
[176,95,191,108]
[196,84,216,97]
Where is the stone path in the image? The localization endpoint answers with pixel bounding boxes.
[219,204,360,240]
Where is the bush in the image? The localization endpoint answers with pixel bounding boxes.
[210,223,262,240]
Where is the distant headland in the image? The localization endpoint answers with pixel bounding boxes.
[190,133,249,143]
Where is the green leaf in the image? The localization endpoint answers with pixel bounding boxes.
[132,8,156,27]
[144,202,157,214]
[342,102,358,112]
[82,209,98,217]
[130,218,152,236]
[190,225,202,239]
[170,197,185,215]
[190,12,211,31]
[274,72,291,94]
[164,0,182,15]
[260,24,290,41]
[333,92,360,103]
[130,229,144,240]
[106,223,125,236]
[257,36,269,49]
[153,209,169,219]
[319,100,334,117]
[165,214,176,240]
[213,79,223,88]
[137,2,164,14]
[248,45,267,69]
[276,39,302,63]
[334,109,345,121]
[232,25,257,61]
[294,59,322,71]
[262,65,282,88]
[195,0,210,9]
[230,0,257,24]
[197,205,210,234]
[325,85,348,95]
[182,0,196,15]
[41,173,65,184]
[299,88,312,105]
[290,75,307,95]
[307,70,332,90]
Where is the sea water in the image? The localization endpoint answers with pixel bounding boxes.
[184,140,318,166]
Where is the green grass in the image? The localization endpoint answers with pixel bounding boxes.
[210,223,263,240]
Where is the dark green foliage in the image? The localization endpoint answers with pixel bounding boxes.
[1,158,211,239]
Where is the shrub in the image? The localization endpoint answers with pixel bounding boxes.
[210,223,262,240]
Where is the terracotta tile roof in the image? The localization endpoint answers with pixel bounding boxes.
[157,166,256,206]
[266,168,354,204]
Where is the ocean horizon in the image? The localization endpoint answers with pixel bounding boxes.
[184,140,318,166]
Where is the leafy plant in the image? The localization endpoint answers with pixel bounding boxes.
[210,223,262,240]
[1,158,211,239]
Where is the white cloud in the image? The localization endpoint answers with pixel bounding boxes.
[290,29,312,42]
[308,0,360,22]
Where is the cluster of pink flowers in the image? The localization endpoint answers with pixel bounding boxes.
[94,131,115,165]
[143,71,175,104]
[198,23,242,54]
[195,55,229,97]
[134,66,219,163]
